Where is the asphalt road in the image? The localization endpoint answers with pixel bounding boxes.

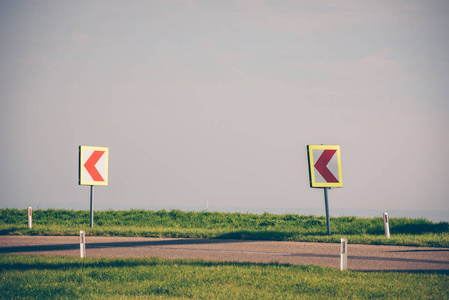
[1,236,449,272]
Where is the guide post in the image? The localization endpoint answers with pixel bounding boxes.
[340,238,348,270]
[28,206,32,229]
[80,230,86,258]
[383,212,390,239]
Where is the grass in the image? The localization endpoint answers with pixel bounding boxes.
[1,208,449,247]
[1,255,448,299]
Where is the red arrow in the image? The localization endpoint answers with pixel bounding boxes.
[84,151,105,181]
[314,150,339,183]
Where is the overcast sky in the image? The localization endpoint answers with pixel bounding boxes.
[1,1,448,221]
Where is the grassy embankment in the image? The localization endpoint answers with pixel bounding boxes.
[1,255,448,299]
[1,209,449,299]
[1,209,448,247]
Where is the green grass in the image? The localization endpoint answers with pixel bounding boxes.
[1,209,449,247]
[1,255,448,299]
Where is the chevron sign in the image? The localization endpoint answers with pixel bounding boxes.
[79,146,109,186]
[307,145,343,188]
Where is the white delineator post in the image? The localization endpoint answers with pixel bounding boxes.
[28,207,32,229]
[80,231,86,258]
[383,212,390,239]
[340,238,347,271]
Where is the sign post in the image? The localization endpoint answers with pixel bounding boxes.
[79,146,109,228]
[323,188,331,235]
[307,145,343,235]
[90,186,94,228]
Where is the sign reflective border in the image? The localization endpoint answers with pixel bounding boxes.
[79,146,109,186]
[307,145,342,188]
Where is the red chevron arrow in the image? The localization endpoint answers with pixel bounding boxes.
[314,150,339,183]
[84,151,105,181]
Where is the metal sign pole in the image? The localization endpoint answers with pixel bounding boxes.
[90,185,94,228]
[324,187,331,235]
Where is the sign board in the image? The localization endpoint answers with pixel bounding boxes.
[79,146,109,186]
[307,145,342,188]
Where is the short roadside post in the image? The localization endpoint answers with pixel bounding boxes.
[383,212,390,239]
[340,238,348,271]
[307,145,343,235]
[28,206,32,229]
[80,231,86,258]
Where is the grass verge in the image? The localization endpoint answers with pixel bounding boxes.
[1,209,449,247]
[1,255,448,299]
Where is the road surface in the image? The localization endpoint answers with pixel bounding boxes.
[1,236,448,272]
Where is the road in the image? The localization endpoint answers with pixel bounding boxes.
[1,236,449,272]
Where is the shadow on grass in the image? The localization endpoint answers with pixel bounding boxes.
[0,227,25,235]
[392,222,449,234]
[356,269,449,275]
[2,255,448,275]
[0,255,298,272]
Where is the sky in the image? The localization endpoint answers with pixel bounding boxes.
[1,0,449,221]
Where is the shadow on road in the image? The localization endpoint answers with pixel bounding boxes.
[387,249,449,253]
